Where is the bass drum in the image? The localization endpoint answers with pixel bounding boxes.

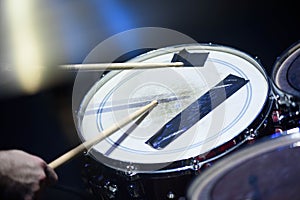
[76,44,273,199]
[187,127,300,200]
[271,41,300,131]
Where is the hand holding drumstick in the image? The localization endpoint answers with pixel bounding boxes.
[0,150,58,200]
[0,100,157,200]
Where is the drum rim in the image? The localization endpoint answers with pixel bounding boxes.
[271,41,300,99]
[77,43,272,174]
[187,128,300,200]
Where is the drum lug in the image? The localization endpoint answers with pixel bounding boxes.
[246,128,256,139]
[191,158,202,171]
[125,164,137,176]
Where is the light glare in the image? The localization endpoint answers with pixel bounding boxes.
[4,0,44,94]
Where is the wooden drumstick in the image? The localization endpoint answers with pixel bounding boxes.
[48,100,158,169]
[60,62,184,71]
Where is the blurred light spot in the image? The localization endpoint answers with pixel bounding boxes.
[4,0,44,94]
[93,1,137,50]
[95,1,134,33]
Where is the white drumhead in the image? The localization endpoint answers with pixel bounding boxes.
[78,44,269,171]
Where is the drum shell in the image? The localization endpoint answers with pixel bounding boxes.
[82,156,196,200]
[76,43,274,199]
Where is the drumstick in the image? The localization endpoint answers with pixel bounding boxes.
[60,49,209,71]
[48,100,158,169]
[60,62,184,71]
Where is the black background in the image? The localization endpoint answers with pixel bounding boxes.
[0,1,299,199]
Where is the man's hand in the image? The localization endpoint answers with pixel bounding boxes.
[0,150,58,200]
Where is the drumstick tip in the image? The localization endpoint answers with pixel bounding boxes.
[152,100,158,105]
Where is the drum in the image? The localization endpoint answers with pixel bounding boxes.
[76,44,273,199]
[271,41,300,131]
[187,127,300,200]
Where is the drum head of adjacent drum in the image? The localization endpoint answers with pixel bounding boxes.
[272,42,300,99]
[187,128,300,200]
[76,44,270,173]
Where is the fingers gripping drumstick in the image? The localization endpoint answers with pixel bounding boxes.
[49,100,158,169]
